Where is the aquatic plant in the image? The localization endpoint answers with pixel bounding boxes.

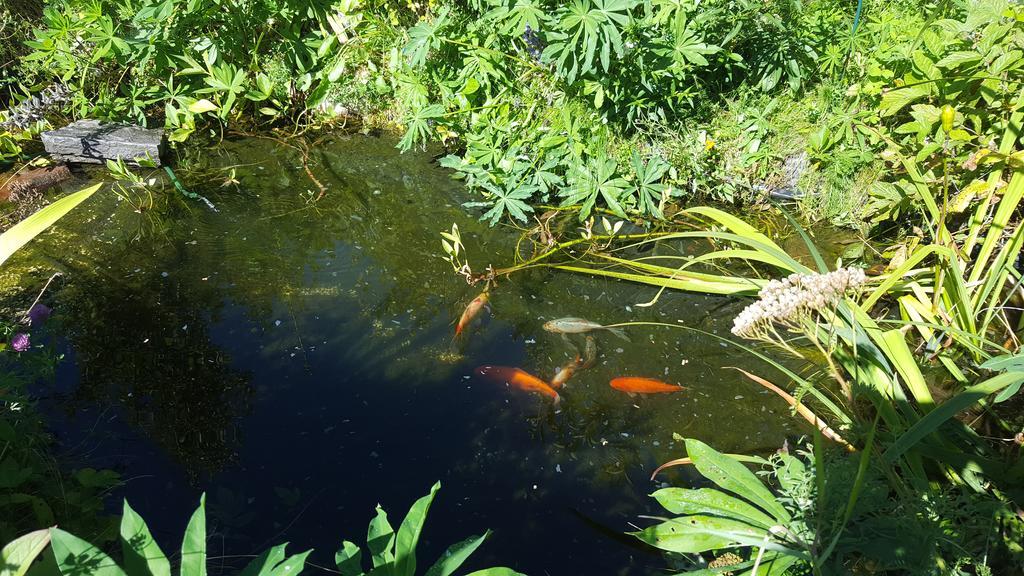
[1,484,524,576]
[334,482,524,576]
[2,495,310,576]
[640,437,1018,573]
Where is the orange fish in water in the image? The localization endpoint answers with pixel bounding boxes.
[610,377,685,395]
[476,365,561,405]
[550,356,581,389]
[455,291,489,337]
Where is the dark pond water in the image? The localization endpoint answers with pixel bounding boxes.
[11,134,800,575]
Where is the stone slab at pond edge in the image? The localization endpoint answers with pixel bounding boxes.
[41,120,165,166]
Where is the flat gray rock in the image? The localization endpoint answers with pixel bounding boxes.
[42,120,165,166]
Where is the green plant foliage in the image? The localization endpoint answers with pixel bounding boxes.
[0,529,50,576]
[333,482,524,576]
[639,438,1023,573]
[0,184,100,266]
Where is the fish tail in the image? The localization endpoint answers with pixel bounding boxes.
[606,327,631,342]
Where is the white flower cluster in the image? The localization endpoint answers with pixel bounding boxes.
[732,267,867,339]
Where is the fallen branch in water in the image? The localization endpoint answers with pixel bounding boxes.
[650,453,768,481]
[728,367,855,452]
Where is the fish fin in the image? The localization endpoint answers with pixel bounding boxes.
[553,393,561,407]
[606,327,631,342]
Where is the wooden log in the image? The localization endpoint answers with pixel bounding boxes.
[41,120,165,166]
[0,164,72,202]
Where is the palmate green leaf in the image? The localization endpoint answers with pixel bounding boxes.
[398,104,445,151]
[544,0,633,82]
[631,516,767,554]
[484,0,546,35]
[0,184,100,266]
[120,501,170,576]
[883,372,1024,463]
[478,183,536,225]
[424,531,490,576]
[656,15,719,67]
[629,151,669,219]
[1,529,51,576]
[50,529,126,576]
[180,494,207,576]
[685,439,790,523]
[651,488,776,530]
[562,156,629,219]
[404,8,450,68]
[393,481,441,576]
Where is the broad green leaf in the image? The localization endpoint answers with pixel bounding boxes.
[980,353,1024,373]
[879,82,932,117]
[239,545,286,576]
[120,501,170,576]
[651,488,776,529]
[994,380,1024,403]
[0,184,100,266]
[366,506,395,568]
[334,541,363,576]
[1,529,50,576]
[934,51,982,69]
[271,550,310,576]
[463,570,526,576]
[424,532,489,576]
[187,99,219,113]
[180,494,207,576]
[685,439,790,522]
[746,553,799,575]
[394,481,441,576]
[878,329,934,409]
[49,529,126,576]
[631,516,767,554]
[884,372,1024,463]
[240,545,309,576]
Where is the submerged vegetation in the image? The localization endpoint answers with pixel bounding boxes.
[2,0,1024,574]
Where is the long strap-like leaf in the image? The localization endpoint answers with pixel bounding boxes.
[0,183,101,266]
[883,372,1024,463]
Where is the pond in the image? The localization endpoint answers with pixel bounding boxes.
[10,134,800,575]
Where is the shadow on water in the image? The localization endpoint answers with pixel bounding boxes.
[8,133,800,575]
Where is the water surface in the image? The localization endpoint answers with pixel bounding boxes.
[14,134,798,575]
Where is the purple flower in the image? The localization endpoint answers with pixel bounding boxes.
[28,303,51,326]
[11,333,30,352]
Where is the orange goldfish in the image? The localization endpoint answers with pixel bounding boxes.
[610,377,685,394]
[550,356,581,389]
[476,365,561,405]
[455,291,489,337]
